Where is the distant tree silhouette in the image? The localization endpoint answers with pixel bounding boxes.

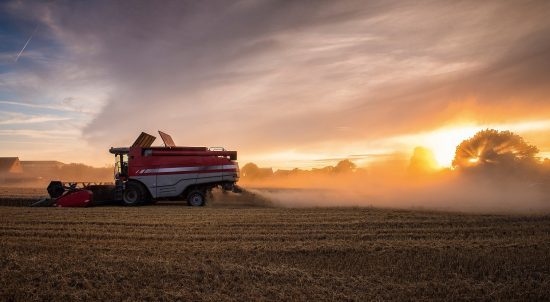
[241,163,273,179]
[334,159,356,173]
[312,166,334,174]
[241,163,260,178]
[452,129,539,171]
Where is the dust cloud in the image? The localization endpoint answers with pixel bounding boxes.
[240,167,549,213]
[238,130,550,213]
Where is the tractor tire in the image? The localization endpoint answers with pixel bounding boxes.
[122,182,148,206]
[187,190,206,207]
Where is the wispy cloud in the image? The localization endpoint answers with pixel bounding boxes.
[0,100,96,114]
[0,128,79,139]
[0,114,71,125]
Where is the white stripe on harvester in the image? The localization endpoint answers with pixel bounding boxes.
[138,164,237,174]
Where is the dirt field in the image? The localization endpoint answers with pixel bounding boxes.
[1,201,549,301]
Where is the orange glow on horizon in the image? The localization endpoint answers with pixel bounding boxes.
[242,119,550,171]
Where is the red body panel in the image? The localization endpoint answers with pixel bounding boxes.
[128,147,238,176]
[55,190,92,207]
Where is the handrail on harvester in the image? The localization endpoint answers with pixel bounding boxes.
[148,149,237,160]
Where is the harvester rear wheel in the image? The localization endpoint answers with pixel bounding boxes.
[123,182,147,206]
[187,190,205,207]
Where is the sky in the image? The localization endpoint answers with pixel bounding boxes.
[1,0,550,169]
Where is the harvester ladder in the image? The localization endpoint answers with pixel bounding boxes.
[115,180,124,201]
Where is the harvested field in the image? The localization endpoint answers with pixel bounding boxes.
[0,187,47,198]
[0,187,48,207]
[1,203,549,301]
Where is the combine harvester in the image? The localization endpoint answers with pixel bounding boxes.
[35,131,241,207]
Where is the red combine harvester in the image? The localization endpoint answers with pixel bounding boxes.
[39,131,241,207]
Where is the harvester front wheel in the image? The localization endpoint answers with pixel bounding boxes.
[187,190,205,207]
[123,182,147,206]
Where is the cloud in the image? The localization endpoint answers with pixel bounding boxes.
[0,100,95,114]
[0,128,79,138]
[2,0,550,167]
[0,111,71,125]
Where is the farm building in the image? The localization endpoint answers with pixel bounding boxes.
[0,157,24,182]
[0,157,23,174]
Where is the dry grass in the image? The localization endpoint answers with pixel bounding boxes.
[0,187,48,206]
[0,189,549,301]
[0,187,47,198]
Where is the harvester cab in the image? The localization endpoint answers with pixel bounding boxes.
[39,131,241,207]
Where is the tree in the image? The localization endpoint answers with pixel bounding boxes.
[241,163,273,179]
[452,129,539,170]
[241,163,260,178]
[334,159,356,173]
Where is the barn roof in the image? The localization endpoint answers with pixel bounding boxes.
[0,157,20,172]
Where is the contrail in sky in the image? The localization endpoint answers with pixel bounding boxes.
[14,25,38,63]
